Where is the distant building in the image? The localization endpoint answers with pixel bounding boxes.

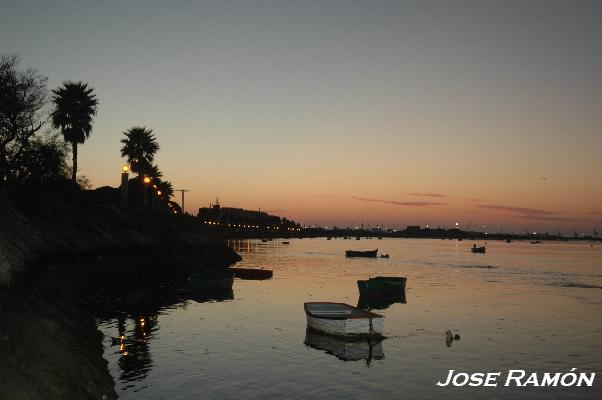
[406,225,421,234]
[198,198,300,230]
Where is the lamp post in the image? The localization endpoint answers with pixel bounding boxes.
[175,189,190,214]
[143,176,151,206]
[119,165,129,206]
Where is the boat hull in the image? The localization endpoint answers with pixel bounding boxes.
[306,314,383,337]
[345,249,378,258]
[357,277,407,298]
[304,303,384,337]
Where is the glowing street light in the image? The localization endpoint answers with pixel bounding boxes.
[122,164,129,173]
[143,176,151,184]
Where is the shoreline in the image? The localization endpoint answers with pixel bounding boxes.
[0,186,241,399]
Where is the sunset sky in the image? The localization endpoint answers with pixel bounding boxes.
[2,0,600,233]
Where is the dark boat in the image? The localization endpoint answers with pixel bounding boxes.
[506,239,512,243]
[345,249,378,258]
[188,268,235,293]
[282,241,290,244]
[229,267,273,280]
[471,245,486,253]
[357,276,407,298]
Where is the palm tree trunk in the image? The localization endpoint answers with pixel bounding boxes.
[71,141,78,183]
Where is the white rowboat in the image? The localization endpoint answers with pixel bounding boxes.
[304,302,384,337]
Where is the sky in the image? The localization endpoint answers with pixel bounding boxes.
[2,0,601,233]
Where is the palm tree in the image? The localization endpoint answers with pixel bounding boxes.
[156,180,174,202]
[51,81,98,183]
[120,127,159,177]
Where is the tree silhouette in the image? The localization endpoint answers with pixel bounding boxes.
[51,81,98,183]
[120,127,159,178]
[0,54,49,182]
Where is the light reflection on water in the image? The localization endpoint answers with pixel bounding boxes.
[99,238,602,399]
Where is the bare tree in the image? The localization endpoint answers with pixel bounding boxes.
[0,54,50,182]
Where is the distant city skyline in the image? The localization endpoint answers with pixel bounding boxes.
[2,0,600,234]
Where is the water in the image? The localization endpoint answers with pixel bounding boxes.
[98,238,602,399]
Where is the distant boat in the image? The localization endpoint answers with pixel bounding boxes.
[357,276,406,298]
[506,239,512,243]
[229,267,273,280]
[304,329,384,364]
[188,269,235,293]
[282,241,290,244]
[304,302,384,337]
[471,245,486,253]
[345,249,378,258]
[261,239,268,242]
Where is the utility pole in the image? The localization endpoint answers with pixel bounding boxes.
[175,189,190,214]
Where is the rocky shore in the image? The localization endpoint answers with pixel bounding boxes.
[0,185,241,400]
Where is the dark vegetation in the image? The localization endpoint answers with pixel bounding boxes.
[0,54,238,399]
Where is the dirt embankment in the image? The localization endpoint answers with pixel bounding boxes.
[0,186,241,400]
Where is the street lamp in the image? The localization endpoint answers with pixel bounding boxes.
[143,176,151,206]
[119,165,130,205]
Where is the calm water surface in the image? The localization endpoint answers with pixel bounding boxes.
[98,238,602,399]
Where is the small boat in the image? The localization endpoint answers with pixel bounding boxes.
[304,329,384,364]
[506,239,512,243]
[188,268,235,293]
[229,267,273,280]
[304,302,384,337]
[380,254,389,258]
[345,249,378,258]
[261,239,268,242]
[357,276,406,298]
[471,245,486,253]
[282,241,290,244]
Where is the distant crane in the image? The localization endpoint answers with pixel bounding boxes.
[174,189,190,214]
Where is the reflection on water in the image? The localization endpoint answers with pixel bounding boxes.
[304,328,384,365]
[188,288,234,304]
[357,291,407,310]
[114,315,157,382]
[101,282,235,386]
[98,238,602,399]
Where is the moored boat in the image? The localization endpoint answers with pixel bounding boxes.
[304,302,384,337]
[471,245,486,253]
[229,267,273,280]
[357,276,407,298]
[345,249,378,258]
